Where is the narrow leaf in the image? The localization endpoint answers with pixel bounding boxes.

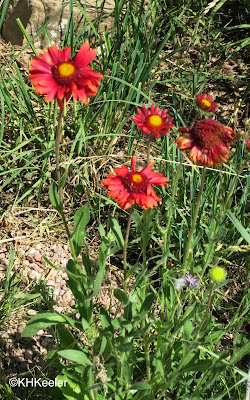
[227,210,250,244]
[109,216,124,249]
[72,205,90,257]
[49,182,62,213]
[129,382,151,391]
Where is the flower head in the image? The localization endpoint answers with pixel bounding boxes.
[103,156,168,210]
[131,104,174,139]
[29,43,103,108]
[184,273,199,287]
[246,140,250,152]
[211,267,227,283]
[197,93,218,112]
[176,119,236,167]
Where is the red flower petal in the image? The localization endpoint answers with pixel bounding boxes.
[29,43,103,107]
[103,157,168,209]
[176,119,236,167]
[131,104,174,139]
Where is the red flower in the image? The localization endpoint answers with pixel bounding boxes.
[131,104,174,139]
[246,140,250,152]
[176,119,236,167]
[197,93,218,112]
[29,43,103,108]
[103,157,168,210]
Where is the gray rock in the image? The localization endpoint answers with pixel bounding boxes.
[2,0,115,48]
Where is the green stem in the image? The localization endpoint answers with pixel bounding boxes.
[182,166,207,273]
[123,207,134,291]
[55,107,64,204]
[54,104,78,262]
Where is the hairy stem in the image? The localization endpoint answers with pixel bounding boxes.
[55,107,64,204]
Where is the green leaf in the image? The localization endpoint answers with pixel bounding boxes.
[81,318,91,331]
[98,336,107,356]
[49,182,62,213]
[129,382,151,391]
[56,325,77,349]
[227,210,250,244]
[230,341,250,365]
[66,260,89,320]
[56,374,84,400]
[100,307,112,330]
[109,216,124,249]
[114,288,129,306]
[21,312,67,337]
[57,349,92,366]
[111,318,132,330]
[92,243,107,297]
[183,319,194,340]
[72,205,90,257]
[132,210,144,232]
[117,342,134,352]
[103,337,113,361]
[181,359,213,373]
[139,293,154,316]
[82,253,92,276]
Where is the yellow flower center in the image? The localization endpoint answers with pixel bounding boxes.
[211,267,227,282]
[132,173,143,183]
[201,99,212,108]
[148,115,163,128]
[58,62,75,77]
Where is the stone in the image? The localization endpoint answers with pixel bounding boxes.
[2,0,115,49]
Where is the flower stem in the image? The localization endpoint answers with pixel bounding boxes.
[123,207,134,291]
[55,107,64,204]
[147,134,153,164]
[182,166,207,273]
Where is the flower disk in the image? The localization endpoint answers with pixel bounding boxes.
[131,104,174,139]
[103,156,168,210]
[197,93,218,112]
[29,43,103,108]
[176,119,236,167]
